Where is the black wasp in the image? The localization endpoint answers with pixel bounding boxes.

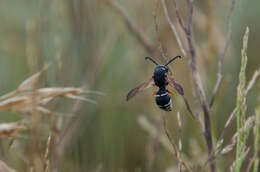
[126,56,184,111]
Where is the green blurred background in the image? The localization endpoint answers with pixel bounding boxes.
[0,0,259,171]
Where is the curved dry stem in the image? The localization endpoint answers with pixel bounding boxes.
[161,0,187,57]
[105,0,156,54]
[161,111,192,172]
[210,0,236,108]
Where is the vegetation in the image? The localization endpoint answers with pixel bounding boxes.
[0,0,259,172]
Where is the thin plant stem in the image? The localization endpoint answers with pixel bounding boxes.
[253,96,260,172]
[162,111,192,172]
[163,0,215,171]
[210,0,236,107]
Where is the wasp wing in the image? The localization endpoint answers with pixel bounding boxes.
[166,75,184,96]
[126,77,154,101]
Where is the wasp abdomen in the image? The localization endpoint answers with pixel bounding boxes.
[155,89,172,111]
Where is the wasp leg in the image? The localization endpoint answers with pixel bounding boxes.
[167,90,174,97]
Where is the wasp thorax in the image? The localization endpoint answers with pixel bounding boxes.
[153,65,169,88]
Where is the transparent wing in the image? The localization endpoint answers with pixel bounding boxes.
[126,77,154,101]
[166,75,184,96]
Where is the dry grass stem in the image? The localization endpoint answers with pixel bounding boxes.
[186,0,215,171]
[177,112,183,172]
[182,96,203,131]
[138,115,173,152]
[172,0,187,33]
[252,95,260,172]
[164,0,215,170]
[161,0,187,57]
[161,111,192,172]
[153,2,168,62]
[0,121,26,138]
[44,133,52,172]
[210,0,236,107]
[138,115,191,171]
[177,112,182,133]
[246,68,260,94]
[105,0,156,54]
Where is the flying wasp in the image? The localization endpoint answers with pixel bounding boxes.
[126,56,184,111]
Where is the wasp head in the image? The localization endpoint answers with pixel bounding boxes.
[154,65,168,76]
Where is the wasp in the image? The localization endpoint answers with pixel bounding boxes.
[126,56,184,111]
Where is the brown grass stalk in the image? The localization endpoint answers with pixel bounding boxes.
[161,0,187,57]
[163,0,215,171]
[161,111,192,172]
[210,0,236,107]
[104,0,156,54]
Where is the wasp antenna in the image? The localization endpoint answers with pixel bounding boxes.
[145,57,159,65]
[165,56,181,66]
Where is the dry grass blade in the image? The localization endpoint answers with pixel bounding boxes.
[0,96,28,113]
[0,64,49,101]
[241,116,255,133]
[0,121,26,138]
[246,68,260,94]
[83,90,106,96]
[221,133,238,156]
[35,87,86,99]
[17,71,41,91]
[224,107,238,129]
[0,160,16,172]
[65,94,97,104]
[0,95,47,115]
[0,67,98,115]
[18,64,49,92]
[0,87,96,115]
[0,90,19,102]
[221,142,236,155]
